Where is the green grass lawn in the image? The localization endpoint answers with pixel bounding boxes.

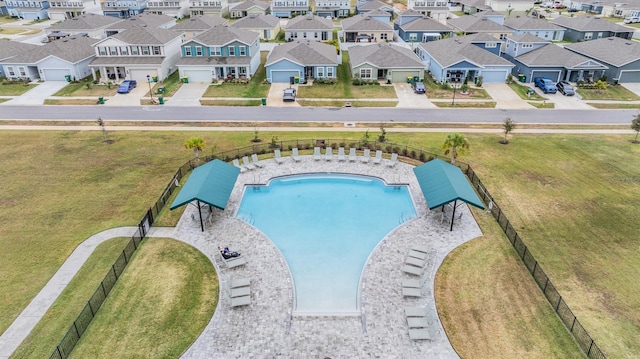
[577,85,640,101]
[432,101,496,108]
[202,52,270,98]
[200,99,262,106]
[423,76,491,99]
[508,81,547,101]
[298,100,398,107]
[586,102,640,109]
[52,77,118,97]
[2,131,640,358]
[527,101,555,109]
[0,27,29,34]
[150,70,183,97]
[68,238,217,358]
[0,82,36,95]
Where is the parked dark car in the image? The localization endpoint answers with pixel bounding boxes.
[283,88,296,102]
[556,81,575,96]
[117,80,137,94]
[534,77,557,94]
[412,81,425,94]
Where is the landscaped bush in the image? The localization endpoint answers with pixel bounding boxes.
[313,78,337,85]
[352,78,379,86]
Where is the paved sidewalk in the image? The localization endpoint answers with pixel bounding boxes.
[2,82,68,106]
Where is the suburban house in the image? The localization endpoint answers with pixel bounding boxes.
[342,13,394,43]
[503,33,608,83]
[105,13,177,36]
[397,15,454,42]
[0,40,41,77]
[102,0,146,18]
[46,13,123,39]
[0,0,7,15]
[265,40,339,83]
[551,16,634,41]
[46,0,87,20]
[611,3,640,19]
[415,34,514,83]
[484,0,531,12]
[361,9,392,23]
[229,0,269,19]
[170,15,227,40]
[271,0,309,18]
[566,37,640,83]
[407,0,449,23]
[145,0,189,19]
[284,14,333,41]
[446,11,512,40]
[89,23,183,83]
[456,0,490,14]
[395,9,423,28]
[231,14,280,41]
[5,0,49,20]
[348,43,425,82]
[188,0,229,17]
[2,36,97,81]
[503,17,565,42]
[356,0,393,14]
[315,0,350,18]
[176,25,261,82]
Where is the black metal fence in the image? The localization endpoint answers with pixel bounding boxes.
[48,139,605,359]
[48,160,192,359]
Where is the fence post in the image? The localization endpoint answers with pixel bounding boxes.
[556,296,562,311]
[112,265,119,280]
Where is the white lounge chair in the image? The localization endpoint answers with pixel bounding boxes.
[406,256,425,267]
[408,250,427,260]
[408,328,431,340]
[232,159,246,172]
[231,277,251,288]
[402,279,421,288]
[231,295,251,307]
[402,264,422,276]
[402,287,422,297]
[324,147,333,161]
[242,156,256,170]
[231,286,251,298]
[292,148,302,162]
[274,149,285,164]
[411,245,430,254]
[313,147,322,161]
[251,153,265,168]
[407,317,429,328]
[223,255,246,268]
[372,150,383,164]
[360,148,370,163]
[348,148,357,162]
[405,307,428,317]
[337,147,346,161]
[386,153,398,167]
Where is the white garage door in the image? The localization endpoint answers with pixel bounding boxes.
[42,68,71,81]
[270,70,300,83]
[129,69,157,83]
[183,69,212,83]
[480,70,508,83]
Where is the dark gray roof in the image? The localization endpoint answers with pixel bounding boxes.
[230,0,270,11]
[285,14,333,30]
[90,56,164,66]
[342,14,393,31]
[366,9,392,17]
[504,17,564,31]
[447,14,512,33]
[349,43,424,68]
[417,36,513,68]
[48,13,123,31]
[398,9,423,17]
[109,25,181,45]
[400,16,453,32]
[551,16,633,32]
[515,43,608,69]
[106,13,175,30]
[565,36,640,67]
[170,16,227,31]
[231,14,279,29]
[357,0,391,11]
[507,33,550,43]
[0,40,40,61]
[266,40,338,66]
[177,56,252,66]
[190,25,259,46]
[8,36,98,64]
[464,32,504,43]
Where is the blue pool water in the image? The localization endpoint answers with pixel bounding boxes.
[237,174,416,315]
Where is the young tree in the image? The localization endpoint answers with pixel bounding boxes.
[502,117,516,144]
[96,117,108,142]
[185,137,206,163]
[632,112,640,143]
[441,133,469,164]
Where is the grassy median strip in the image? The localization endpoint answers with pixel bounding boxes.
[297,100,398,107]
[528,101,556,109]
[577,85,640,101]
[200,99,262,106]
[586,102,640,109]
[432,101,496,108]
[44,99,102,105]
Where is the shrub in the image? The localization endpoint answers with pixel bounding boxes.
[410,150,417,159]
[419,152,426,161]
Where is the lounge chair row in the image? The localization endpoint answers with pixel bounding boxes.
[230,277,252,307]
[232,154,265,172]
[402,248,430,276]
[312,147,397,167]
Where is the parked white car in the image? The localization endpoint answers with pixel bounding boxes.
[624,17,640,24]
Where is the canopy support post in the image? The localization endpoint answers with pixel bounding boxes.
[450,200,457,231]
[197,200,204,232]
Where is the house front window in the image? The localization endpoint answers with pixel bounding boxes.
[409,33,417,41]
[239,46,246,56]
[120,46,128,55]
[584,32,593,40]
[229,46,235,56]
[109,46,118,55]
[486,42,497,48]
[141,46,150,55]
[98,47,107,56]
[380,33,387,40]
[152,46,161,55]
[317,67,324,78]
[360,68,372,79]
[19,67,26,76]
[7,66,15,76]
[131,46,139,55]
[196,46,203,56]
[327,67,334,77]
[185,47,191,56]
[211,47,221,56]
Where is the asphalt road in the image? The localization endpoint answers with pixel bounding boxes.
[0,106,635,124]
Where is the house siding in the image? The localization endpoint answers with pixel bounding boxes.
[285,29,333,41]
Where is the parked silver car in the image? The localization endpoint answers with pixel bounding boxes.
[556,81,575,96]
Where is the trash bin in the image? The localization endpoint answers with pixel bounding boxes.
[158,96,164,105]
[518,74,526,83]
[182,76,189,83]
[152,74,158,82]
[261,98,266,106]
[294,76,299,84]
[65,75,71,82]
[98,96,104,104]
[526,88,535,96]
[407,76,412,83]
[413,76,419,83]
[157,86,165,93]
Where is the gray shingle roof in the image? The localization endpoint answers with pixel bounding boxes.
[190,25,259,46]
[417,36,513,68]
[106,13,175,30]
[284,14,333,30]
[48,13,123,31]
[507,33,550,43]
[357,0,390,11]
[0,40,40,61]
[551,16,633,32]
[90,56,164,66]
[230,0,270,11]
[515,43,608,69]
[504,17,564,31]
[565,36,640,67]
[110,25,181,45]
[170,15,227,31]
[349,43,424,68]
[231,14,279,29]
[266,40,338,66]
[342,14,393,31]
[398,9,423,17]
[366,9,392,17]
[447,14,512,33]
[8,36,98,64]
[400,17,453,32]
[177,55,252,66]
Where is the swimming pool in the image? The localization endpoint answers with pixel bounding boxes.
[237,174,416,315]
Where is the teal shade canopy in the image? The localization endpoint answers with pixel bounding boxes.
[170,159,241,211]
[413,159,485,210]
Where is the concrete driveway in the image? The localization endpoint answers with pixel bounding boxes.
[393,83,437,108]
[104,84,148,106]
[482,82,534,109]
[164,82,208,107]
[545,89,593,109]
[2,81,68,105]
[266,83,299,107]
[622,83,640,97]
